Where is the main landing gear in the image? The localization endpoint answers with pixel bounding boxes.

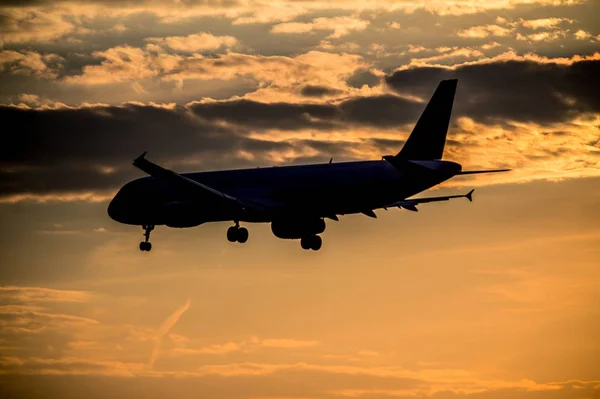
[227,222,249,244]
[300,235,322,251]
[139,225,154,251]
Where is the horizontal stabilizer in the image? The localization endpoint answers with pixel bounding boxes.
[384,189,474,211]
[458,169,511,175]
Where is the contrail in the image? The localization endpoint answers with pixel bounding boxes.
[148,298,191,368]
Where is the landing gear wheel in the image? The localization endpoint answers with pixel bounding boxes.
[139,241,152,251]
[227,226,238,242]
[237,227,249,243]
[139,225,154,251]
[300,237,311,250]
[226,224,249,243]
[310,235,322,251]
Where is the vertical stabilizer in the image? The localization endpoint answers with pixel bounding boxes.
[396,79,457,160]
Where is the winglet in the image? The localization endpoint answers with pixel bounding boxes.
[466,189,474,202]
[134,151,148,164]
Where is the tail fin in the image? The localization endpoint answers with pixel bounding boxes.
[396,79,457,160]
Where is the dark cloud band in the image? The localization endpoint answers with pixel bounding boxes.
[386,59,600,124]
[1,57,598,198]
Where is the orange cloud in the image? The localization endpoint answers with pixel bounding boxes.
[0,50,63,79]
[516,30,568,42]
[260,338,319,348]
[457,24,513,38]
[145,33,238,52]
[63,49,368,94]
[0,286,92,303]
[170,336,319,356]
[520,17,574,29]
[271,16,369,39]
[0,8,75,44]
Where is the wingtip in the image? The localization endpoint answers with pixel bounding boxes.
[135,151,147,160]
[466,189,474,202]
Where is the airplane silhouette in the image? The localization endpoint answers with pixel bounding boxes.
[108,79,509,251]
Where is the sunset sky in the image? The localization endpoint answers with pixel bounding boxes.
[0,0,599,398]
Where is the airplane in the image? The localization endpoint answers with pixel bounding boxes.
[107,79,509,251]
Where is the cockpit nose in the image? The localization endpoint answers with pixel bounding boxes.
[107,178,154,225]
[107,188,126,223]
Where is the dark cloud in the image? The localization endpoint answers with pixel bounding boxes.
[340,95,419,127]
[299,85,343,97]
[0,103,291,196]
[3,57,599,198]
[188,99,339,130]
[189,95,420,130]
[386,59,600,124]
[0,0,45,5]
[1,104,236,166]
[1,97,416,197]
[346,69,381,88]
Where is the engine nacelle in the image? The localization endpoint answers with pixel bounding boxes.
[161,202,205,228]
[271,217,326,239]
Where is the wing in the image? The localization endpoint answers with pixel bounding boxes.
[132,152,267,213]
[384,189,474,212]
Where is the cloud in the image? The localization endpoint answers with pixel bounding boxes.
[259,338,319,348]
[1,54,599,200]
[0,50,64,79]
[1,355,599,399]
[457,24,513,38]
[170,336,319,356]
[520,17,574,30]
[299,85,344,98]
[516,30,568,42]
[271,16,369,39]
[0,8,75,44]
[145,32,238,53]
[0,305,98,335]
[63,46,167,85]
[174,341,242,355]
[0,101,257,198]
[386,53,600,124]
[63,49,367,94]
[410,47,484,64]
[457,17,577,43]
[481,42,501,50]
[0,286,92,303]
[574,29,594,40]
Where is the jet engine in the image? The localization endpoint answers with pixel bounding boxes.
[271,217,326,239]
[161,202,205,228]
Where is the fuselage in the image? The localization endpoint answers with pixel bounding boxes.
[107,159,462,227]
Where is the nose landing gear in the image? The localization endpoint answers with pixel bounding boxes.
[139,225,154,251]
[227,221,249,243]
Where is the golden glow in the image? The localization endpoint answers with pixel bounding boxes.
[1,0,599,397]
